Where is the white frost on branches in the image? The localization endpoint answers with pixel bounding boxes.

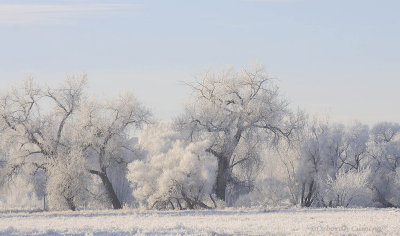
[128,122,217,210]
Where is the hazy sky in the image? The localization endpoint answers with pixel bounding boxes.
[0,0,399,125]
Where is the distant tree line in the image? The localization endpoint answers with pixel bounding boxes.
[0,66,399,211]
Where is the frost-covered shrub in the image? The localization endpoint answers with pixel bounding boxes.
[127,122,217,210]
[128,140,217,210]
[138,121,181,156]
[319,169,373,207]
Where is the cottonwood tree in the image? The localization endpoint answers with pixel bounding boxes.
[177,65,304,202]
[78,93,150,209]
[368,122,400,207]
[0,77,150,210]
[296,121,370,207]
[0,77,86,210]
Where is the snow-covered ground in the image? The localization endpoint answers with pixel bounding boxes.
[0,208,399,235]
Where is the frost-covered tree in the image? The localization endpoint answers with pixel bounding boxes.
[128,122,217,210]
[78,93,150,209]
[368,122,400,207]
[274,135,304,206]
[0,77,150,211]
[0,77,86,210]
[296,121,370,207]
[178,65,304,201]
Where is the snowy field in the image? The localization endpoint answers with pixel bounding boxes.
[0,208,399,235]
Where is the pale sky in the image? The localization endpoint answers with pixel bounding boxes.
[0,0,399,125]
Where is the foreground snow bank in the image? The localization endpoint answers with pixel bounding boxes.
[0,208,399,235]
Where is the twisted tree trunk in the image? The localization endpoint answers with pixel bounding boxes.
[89,169,122,209]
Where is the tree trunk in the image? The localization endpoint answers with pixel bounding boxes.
[216,157,229,201]
[301,180,314,207]
[89,169,122,209]
[65,196,76,211]
[375,188,396,208]
[301,182,305,206]
[304,180,314,207]
[208,129,242,202]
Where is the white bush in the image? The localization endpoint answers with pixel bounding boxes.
[320,169,373,207]
[128,122,217,209]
